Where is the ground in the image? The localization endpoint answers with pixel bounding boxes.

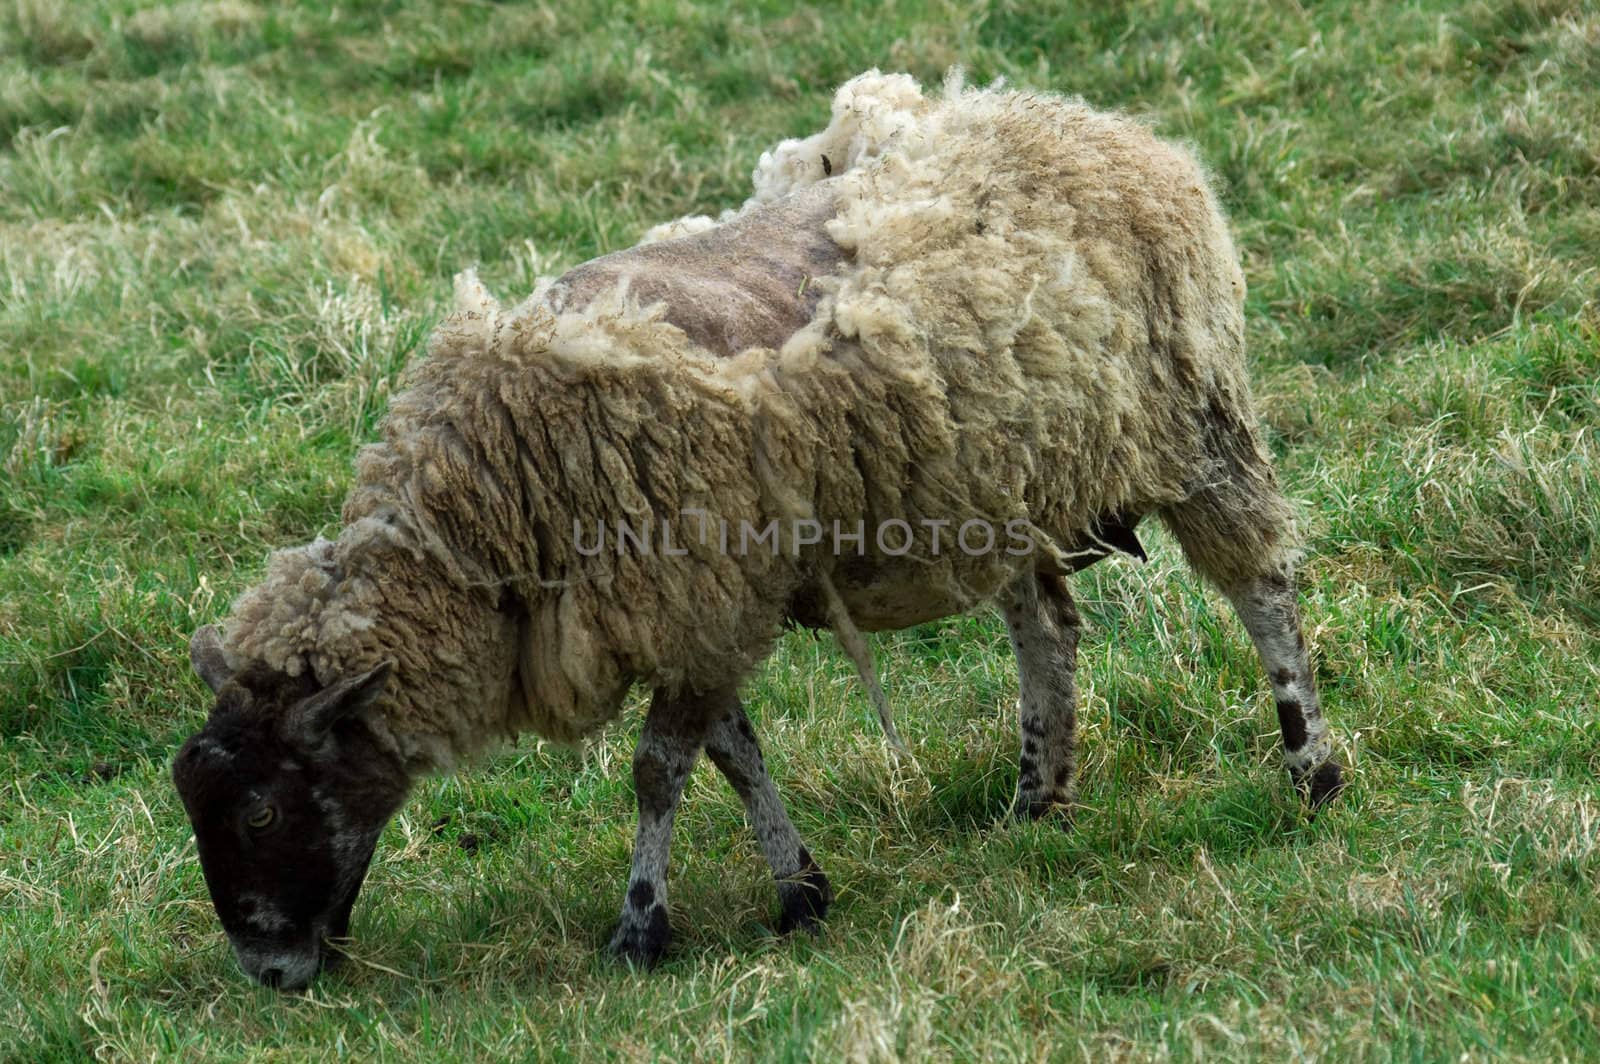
[2,0,1598,1060]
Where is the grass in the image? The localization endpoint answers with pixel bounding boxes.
[2,0,1598,1059]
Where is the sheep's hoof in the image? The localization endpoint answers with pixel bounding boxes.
[1297,761,1346,813]
[609,904,671,968]
[1014,793,1076,827]
[776,853,832,935]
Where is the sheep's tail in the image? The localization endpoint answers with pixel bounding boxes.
[816,569,909,757]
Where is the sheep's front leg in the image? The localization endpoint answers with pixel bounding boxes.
[1001,572,1082,819]
[609,688,710,967]
[704,698,832,934]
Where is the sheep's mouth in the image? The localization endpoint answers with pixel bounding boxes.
[316,886,363,974]
[234,937,323,990]
[232,877,366,990]
[236,931,343,991]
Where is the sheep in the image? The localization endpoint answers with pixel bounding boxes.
[172,69,1344,991]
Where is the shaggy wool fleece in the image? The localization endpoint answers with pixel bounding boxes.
[218,70,1289,772]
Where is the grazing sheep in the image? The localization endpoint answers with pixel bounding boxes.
[173,69,1343,991]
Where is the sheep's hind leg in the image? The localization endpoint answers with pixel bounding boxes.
[1001,572,1082,820]
[1159,414,1345,810]
[704,698,832,934]
[609,688,711,967]
[1224,570,1344,808]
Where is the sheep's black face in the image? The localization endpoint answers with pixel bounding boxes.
[173,629,409,991]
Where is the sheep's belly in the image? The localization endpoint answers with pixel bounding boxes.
[787,514,1147,632]
[839,580,993,632]
[790,555,1029,633]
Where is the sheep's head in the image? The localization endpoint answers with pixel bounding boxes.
[172,625,410,991]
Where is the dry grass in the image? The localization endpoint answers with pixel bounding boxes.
[3,0,1599,1060]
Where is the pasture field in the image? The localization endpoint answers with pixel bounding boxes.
[3,0,1598,1059]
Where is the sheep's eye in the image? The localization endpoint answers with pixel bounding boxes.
[246,805,276,830]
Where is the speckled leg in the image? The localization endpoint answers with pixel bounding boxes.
[704,698,831,934]
[1159,417,1345,811]
[609,688,711,967]
[1001,572,1082,819]
[1223,570,1344,808]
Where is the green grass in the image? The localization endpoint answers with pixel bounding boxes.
[3,0,1599,1059]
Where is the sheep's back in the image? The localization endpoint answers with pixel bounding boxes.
[547,183,849,358]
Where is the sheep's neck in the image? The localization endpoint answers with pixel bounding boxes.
[328,526,525,775]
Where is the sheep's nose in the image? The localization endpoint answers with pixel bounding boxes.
[234,942,320,990]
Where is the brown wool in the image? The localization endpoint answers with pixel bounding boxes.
[217,70,1294,774]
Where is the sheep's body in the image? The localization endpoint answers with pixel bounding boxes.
[184,71,1342,985]
[223,71,1287,760]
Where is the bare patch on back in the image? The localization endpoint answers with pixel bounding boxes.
[548,182,848,357]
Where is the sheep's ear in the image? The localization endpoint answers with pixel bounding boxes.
[289,661,394,745]
[190,625,232,694]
